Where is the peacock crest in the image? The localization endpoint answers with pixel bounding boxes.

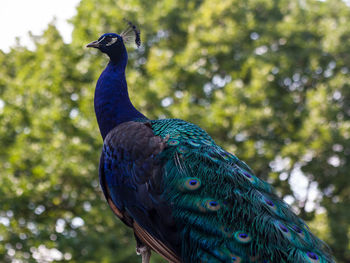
[120,19,141,47]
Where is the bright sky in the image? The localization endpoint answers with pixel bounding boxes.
[0,0,81,52]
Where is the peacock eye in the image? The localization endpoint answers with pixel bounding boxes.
[106,37,118,46]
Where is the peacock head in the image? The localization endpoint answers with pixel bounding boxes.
[86,20,140,63]
[87,33,122,52]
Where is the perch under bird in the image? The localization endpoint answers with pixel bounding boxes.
[86,21,334,263]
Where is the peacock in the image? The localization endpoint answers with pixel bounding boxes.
[86,21,335,263]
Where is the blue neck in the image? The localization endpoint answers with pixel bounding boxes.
[94,52,146,139]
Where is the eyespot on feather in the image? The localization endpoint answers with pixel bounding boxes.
[276,222,293,240]
[305,252,320,263]
[181,177,201,191]
[244,172,253,179]
[204,199,221,211]
[230,254,242,263]
[234,231,252,244]
[292,225,302,233]
[196,199,221,212]
[262,196,278,212]
[241,170,256,183]
[292,225,307,240]
[279,223,289,233]
[168,139,180,146]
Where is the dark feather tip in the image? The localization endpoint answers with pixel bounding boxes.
[121,19,141,47]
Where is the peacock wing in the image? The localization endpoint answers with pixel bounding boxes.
[99,121,181,262]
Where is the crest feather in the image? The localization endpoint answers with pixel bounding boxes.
[120,19,141,47]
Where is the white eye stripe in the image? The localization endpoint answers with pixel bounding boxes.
[106,37,118,46]
[97,36,106,43]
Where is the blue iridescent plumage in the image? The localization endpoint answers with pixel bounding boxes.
[88,22,335,263]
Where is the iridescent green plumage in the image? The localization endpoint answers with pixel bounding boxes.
[147,118,334,263]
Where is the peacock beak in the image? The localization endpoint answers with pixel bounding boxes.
[86,40,100,48]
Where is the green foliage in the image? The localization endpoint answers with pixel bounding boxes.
[0,0,349,262]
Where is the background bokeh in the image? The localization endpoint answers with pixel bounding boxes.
[0,0,349,262]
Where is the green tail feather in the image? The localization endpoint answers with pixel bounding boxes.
[148,118,334,263]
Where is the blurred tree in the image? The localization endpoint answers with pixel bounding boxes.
[0,24,142,262]
[0,0,349,262]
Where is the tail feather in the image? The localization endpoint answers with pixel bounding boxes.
[149,119,334,262]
